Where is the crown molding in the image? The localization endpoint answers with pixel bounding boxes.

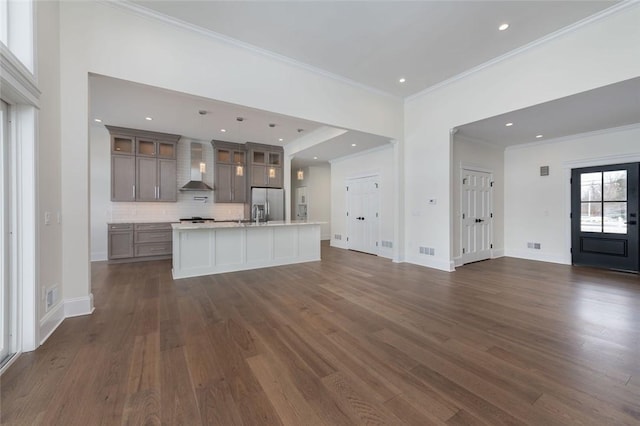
[406,1,639,103]
[505,122,640,152]
[104,0,400,101]
[454,132,502,149]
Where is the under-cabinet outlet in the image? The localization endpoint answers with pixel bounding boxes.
[527,242,541,250]
[419,246,435,256]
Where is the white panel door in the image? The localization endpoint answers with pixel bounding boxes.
[461,169,492,264]
[347,176,379,255]
[1,100,11,363]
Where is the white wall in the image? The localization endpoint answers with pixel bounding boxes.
[505,125,640,264]
[405,4,640,271]
[452,137,505,263]
[36,1,64,341]
[291,165,331,240]
[331,145,395,259]
[60,1,402,306]
[89,125,244,261]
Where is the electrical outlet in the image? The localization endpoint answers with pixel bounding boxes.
[334,234,342,240]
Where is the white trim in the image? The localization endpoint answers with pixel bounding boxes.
[506,123,640,152]
[64,295,95,318]
[329,143,393,165]
[0,351,20,375]
[405,254,455,272]
[109,0,399,100]
[0,44,39,106]
[454,256,463,267]
[15,105,38,352]
[91,251,108,262]
[330,239,348,250]
[39,302,64,345]
[491,248,505,259]
[406,1,638,102]
[504,249,568,265]
[454,133,497,149]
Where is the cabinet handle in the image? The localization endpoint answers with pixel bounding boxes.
[132,185,135,199]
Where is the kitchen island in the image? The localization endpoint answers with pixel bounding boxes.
[171,221,322,279]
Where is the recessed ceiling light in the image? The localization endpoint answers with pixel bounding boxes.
[505,122,513,127]
[351,143,357,147]
[313,156,318,160]
[279,138,283,142]
[399,78,406,83]
[220,129,226,133]
[145,116,153,121]
[498,23,509,31]
[536,134,543,138]
[93,118,102,123]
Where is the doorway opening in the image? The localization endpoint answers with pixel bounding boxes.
[346,175,380,255]
[571,162,638,272]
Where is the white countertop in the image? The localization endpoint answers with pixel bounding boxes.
[171,220,324,230]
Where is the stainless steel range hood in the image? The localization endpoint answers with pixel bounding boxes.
[180,142,213,191]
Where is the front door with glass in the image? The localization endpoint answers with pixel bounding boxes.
[571,163,639,272]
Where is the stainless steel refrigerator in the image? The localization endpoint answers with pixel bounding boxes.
[251,187,285,222]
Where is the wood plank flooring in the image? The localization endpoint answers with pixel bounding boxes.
[2,243,640,425]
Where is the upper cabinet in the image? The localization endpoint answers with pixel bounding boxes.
[212,141,246,203]
[247,142,284,189]
[106,126,180,202]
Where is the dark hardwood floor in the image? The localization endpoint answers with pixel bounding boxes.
[2,243,640,425]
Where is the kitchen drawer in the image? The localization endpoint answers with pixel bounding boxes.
[134,222,173,231]
[134,242,172,257]
[108,223,133,231]
[135,230,172,244]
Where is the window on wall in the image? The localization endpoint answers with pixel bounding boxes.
[580,170,628,234]
[0,0,7,45]
[0,0,34,73]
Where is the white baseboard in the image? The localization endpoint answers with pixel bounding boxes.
[491,248,505,259]
[39,302,65,345]
[504,249,569,265]
[321,234,331,241]
[65,294,95,318]
[330,239,348,250]
[91,251,108,262]
[405,255,455,272]
[454,256,464,267]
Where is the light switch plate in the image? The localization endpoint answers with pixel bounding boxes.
[44,211,51,225]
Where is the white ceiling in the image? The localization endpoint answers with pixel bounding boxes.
[131,0,616,97]
[89,75,392,166]
[455,76,640,148]
[92,2,636,168]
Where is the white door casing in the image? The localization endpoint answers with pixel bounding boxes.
[346,176,380,255]
[461,168,492,264]
[1,100,11,363]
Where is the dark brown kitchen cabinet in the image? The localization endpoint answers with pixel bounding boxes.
[108,222,173,262]
[213,141,247,203]
[106,126,180,202]
[247,142,283,189]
